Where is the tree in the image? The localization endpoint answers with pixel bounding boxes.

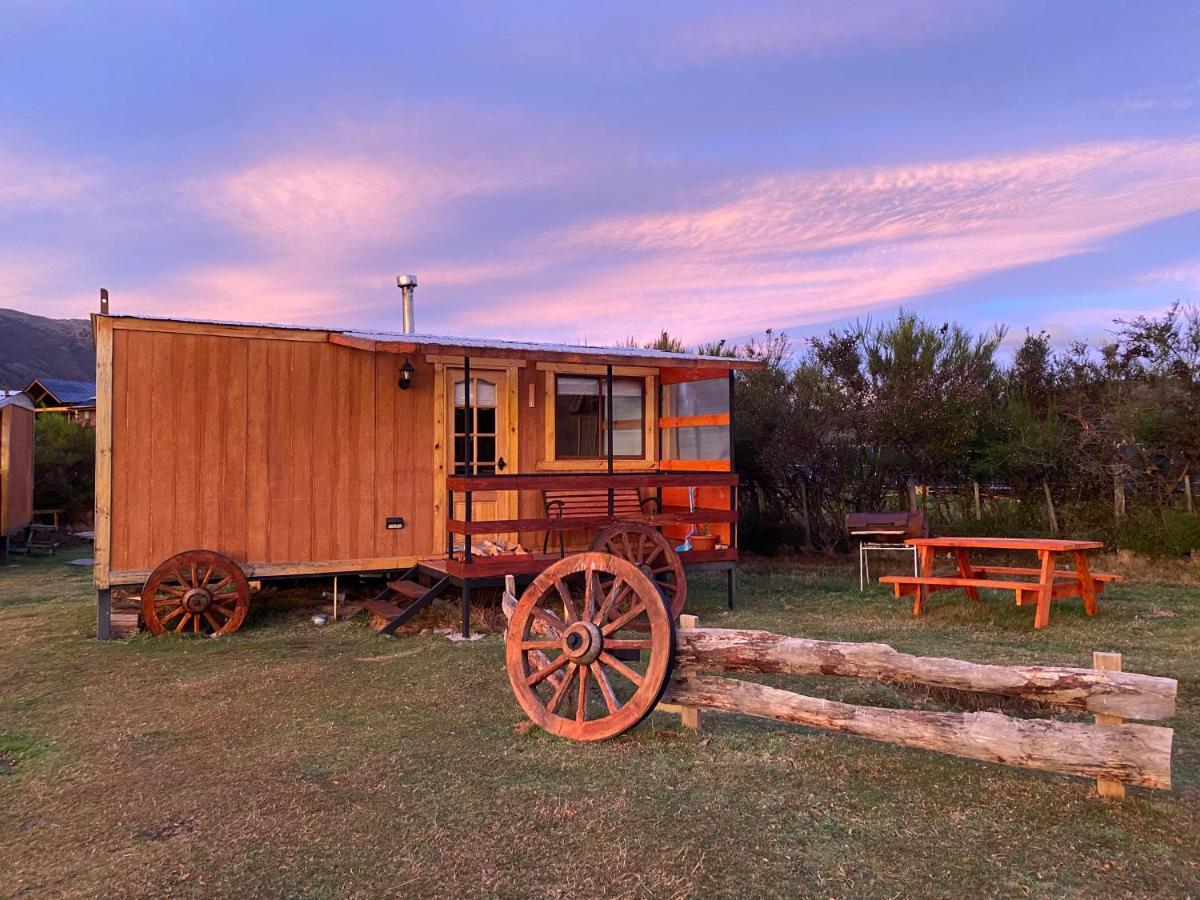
[33,415,95,526]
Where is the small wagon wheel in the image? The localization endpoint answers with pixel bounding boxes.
[589,521,687,620]
[141,550,250,636]
[505,551,675,741]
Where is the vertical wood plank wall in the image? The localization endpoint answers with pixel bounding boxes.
[1,404,35,534]
[109,327,436,576]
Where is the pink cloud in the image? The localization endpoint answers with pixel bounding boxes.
[453,136,1200,343]
[664,0,1001,63]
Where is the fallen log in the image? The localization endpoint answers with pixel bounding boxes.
[676,628,1176,721]
[664,673,1173,789]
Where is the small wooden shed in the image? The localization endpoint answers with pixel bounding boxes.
[92,312,763,637]
[1,392,36,556]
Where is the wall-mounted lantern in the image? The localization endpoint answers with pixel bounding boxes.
[398,359,415,390]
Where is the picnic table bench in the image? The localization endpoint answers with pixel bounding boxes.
[879,536,1122,629]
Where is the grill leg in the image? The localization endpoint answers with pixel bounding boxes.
[859,544,865,592]
[726,567,736,610]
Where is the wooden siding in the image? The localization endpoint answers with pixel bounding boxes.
[1,402,35,534]
[109,327,437,579]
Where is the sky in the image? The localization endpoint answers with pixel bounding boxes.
[2,0,1199,351]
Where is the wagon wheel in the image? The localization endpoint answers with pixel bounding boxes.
[589,521,687,621]
[505,551,675,741]
[141,550,250,636]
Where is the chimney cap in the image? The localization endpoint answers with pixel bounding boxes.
[396,274,418,287]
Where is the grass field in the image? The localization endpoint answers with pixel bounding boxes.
[1,551,1198,898]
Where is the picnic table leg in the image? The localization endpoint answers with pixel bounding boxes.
[953,549,981,602]
[1034,550,1057,629]
[1073,550,1099,616]
[913,546,935,616]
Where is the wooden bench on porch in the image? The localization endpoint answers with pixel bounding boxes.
[542,488,659,555]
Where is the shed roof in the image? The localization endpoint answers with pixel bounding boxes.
[24,378,97,406]
[104,314,765,370]
[0,392,36,412]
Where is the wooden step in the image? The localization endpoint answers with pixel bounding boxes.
[879,575,1037,592]
[364,598,405,620]
[387,579,428,601]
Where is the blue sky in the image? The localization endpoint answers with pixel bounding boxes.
[2,1,1198,350]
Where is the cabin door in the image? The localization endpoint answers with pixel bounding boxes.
[447,368,515,541]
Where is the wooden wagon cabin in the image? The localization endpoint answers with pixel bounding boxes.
[1,392,36,563]
[92,307,763,638]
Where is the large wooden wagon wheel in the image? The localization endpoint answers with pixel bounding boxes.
[141,550,250,636]
[505,552,675,741]
[589,521,687,620]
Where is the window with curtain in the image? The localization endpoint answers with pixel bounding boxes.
[554,375,644,458]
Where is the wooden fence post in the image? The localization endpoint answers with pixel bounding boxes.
[973,481,982,521]
[658,614,701,730]
[1093,651,1126,800]
[1043,480,1059,535]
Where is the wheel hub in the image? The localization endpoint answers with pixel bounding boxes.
[183,587,213,613]
[561,621,603,665]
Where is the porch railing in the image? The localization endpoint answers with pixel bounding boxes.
[444,470,738,571]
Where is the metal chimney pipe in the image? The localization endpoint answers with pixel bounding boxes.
[396,274,418,334]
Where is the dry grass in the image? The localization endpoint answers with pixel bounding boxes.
[1,550,1198,898]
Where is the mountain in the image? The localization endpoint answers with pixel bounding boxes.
[0,308,95,390]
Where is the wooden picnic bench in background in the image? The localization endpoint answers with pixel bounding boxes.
[879,536,1122,629]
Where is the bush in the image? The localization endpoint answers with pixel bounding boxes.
[33,415,95,527]
[1116,509,1200,558]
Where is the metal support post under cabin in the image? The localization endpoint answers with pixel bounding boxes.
[727,370,737,610]
[96,589,112,640]
[462,355,474,637]
[606,364,615,516]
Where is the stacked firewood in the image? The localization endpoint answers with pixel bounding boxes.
[471,538,529,558]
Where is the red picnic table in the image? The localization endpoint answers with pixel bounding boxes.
[878,536,1122,629]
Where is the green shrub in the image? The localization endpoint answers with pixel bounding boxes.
[33,415,95,527]
[1116,509,1200,558]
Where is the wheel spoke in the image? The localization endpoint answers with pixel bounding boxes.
[174,612,192,633]
[519,640,561,651]
[189,563,198,588]
[591,662,620,714]
[598,651,643,687]
[555,580,581,623]
[620,531,634,562]
[526,651,569,687]
[643,543,664,567]
[584,571,603,621]
[193,612,200,634]
[528,607,566,637]
[575,664,590,723]
[202,611,222,632]
[209,575,233,594]
[210,604,233,621]
[602,602,647,635]
[200,565,214,587]
[160,604,186,626]
[593,578,628,625]
[546,662,578,714]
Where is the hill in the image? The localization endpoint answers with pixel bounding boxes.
[0,308,95,390]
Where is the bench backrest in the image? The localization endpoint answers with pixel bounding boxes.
[544,488,646,518]
[845,510,926,539]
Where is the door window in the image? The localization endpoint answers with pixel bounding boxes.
[453,377,499,474]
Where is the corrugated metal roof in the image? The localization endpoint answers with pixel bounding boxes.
[0,392,35,412]
[26,378,97,405]
[105,314,758,367]
[343,331,743,365]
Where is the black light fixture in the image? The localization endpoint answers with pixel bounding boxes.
[398,358,415,390]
